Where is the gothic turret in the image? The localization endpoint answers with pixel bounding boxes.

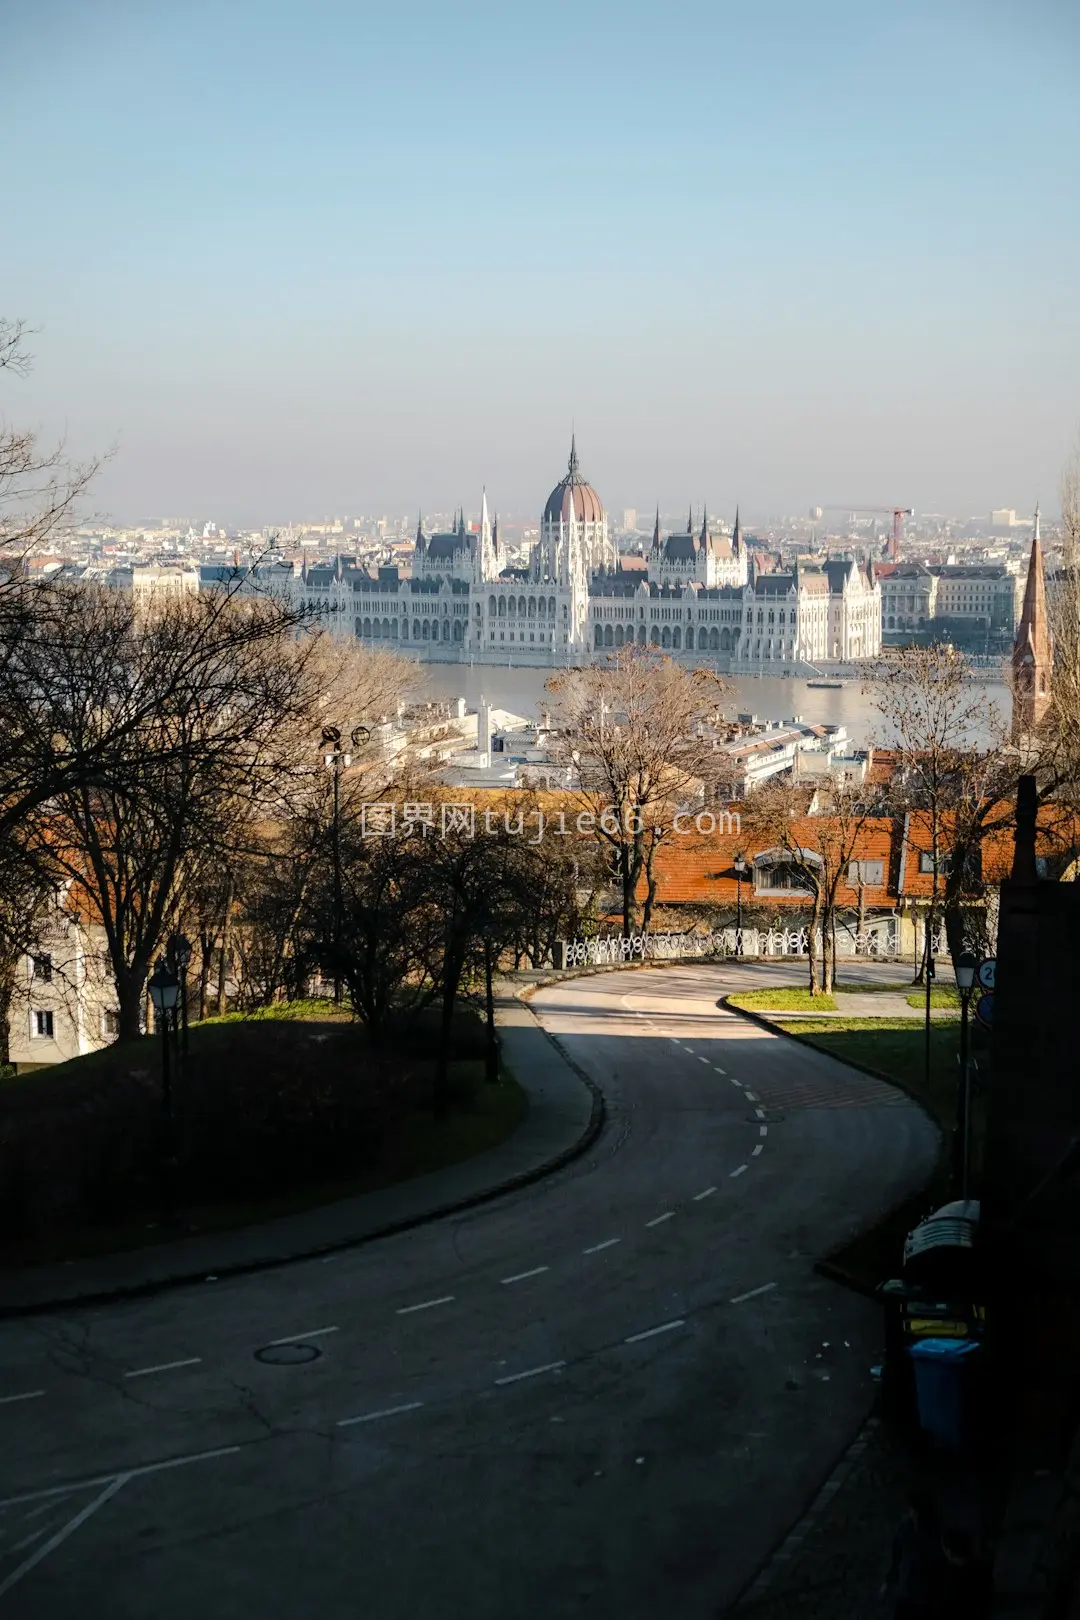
[1011,506,1052,742]
[732,506,742,557]
[651,506,662,555]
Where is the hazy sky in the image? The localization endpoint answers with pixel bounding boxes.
[4,0,1079,525]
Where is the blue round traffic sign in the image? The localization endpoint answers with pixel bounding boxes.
[975,992,995,1028]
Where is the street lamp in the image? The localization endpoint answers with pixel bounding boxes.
[321,725,369,1004]
[168,932,192,1062]
[954,949,978,1201]
[148,958,180,1217]
[733,852,748,956]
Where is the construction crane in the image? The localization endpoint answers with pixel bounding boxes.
[819,504,914,561]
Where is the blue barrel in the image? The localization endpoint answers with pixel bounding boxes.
[908,1337,980,1449]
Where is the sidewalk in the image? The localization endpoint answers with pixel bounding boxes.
[775,991,958,1020]
[0,991,601,1318]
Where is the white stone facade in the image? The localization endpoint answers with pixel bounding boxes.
[215,443,880,671]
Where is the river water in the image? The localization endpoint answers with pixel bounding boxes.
[416,663,1012,748]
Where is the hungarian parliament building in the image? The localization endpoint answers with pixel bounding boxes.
[230,441,882,672]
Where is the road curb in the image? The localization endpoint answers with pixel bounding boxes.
[0,987,606,1321]
[720,993,944,1297]
[725,1414,882,1612]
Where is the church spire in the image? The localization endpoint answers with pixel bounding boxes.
[415,511,424,550]
[1011,506,1052,742]
[651,505,661,553]
[699,505,711,552]
[687,505,694,536]
[568,432,580,479]
[732,505,742,557]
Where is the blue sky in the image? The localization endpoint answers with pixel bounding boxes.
[4,0,1078,523]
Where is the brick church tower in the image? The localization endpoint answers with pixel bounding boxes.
[1011,507,1052,741]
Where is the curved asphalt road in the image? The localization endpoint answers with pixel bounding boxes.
[0,964,938,1619]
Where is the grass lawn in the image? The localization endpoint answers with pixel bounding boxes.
[904,986,963,1010]
[0,1004,528,1268]
[729,986,839,1013]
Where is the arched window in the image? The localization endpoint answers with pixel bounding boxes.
[489,595,497,616]
[372,619,381,639]
[354,618,363,639]
[453,621,463,642]
[685,626,694,649]
[549,596,556,615]
[528,597,536,617]
[709,627,720,650]
[637,625,646,646]
[604,624,613,647]
[650,626,660,646]
[422,620,430,641]
[594,624,604,649]
[362,617,371,638]
[391,618,398,639]
[383,618,391,639]
[661,626,671,648]
[672,626,681,649]
[498,595,506,616]
[442,620,450,641]
[614,624,624,647]
[412,619,421,640]
[720,627,731,652]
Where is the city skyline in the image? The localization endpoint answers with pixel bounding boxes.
[5,0,1079,521]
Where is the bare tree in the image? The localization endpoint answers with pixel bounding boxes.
[547,648,726,934]
[866,645,1019,968]
[0,319,105,572]
[22,589,331,1037]
[745,777,888,995]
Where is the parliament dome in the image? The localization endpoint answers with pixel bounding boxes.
[543,436,604,524]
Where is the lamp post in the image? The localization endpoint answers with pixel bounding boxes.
[321,725,369,1005]
[733,853,748,956]
[954,949,977,1200]
[168,932,192,1063]
[148,958,180,1219]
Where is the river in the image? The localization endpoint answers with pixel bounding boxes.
[416,662,1012,748]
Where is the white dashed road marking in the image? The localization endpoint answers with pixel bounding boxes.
[625,1319,684,1344]
[698,1056,710,1064]
[0,1390,44,1406]
[759,1125,769,1137]
[713,1065,726,1074]
[495,1361,566,1386]
[645,1212,674,1227]
[397,1296,455,1315]
[729,1078,744,1088]
[693,1186,717,1201]
[268,1325,339,1346]
[730,1164,748,1177]
[500,1266,549,1285]
[755,1107,767,1120]
[583,1238,620,1254]
[0,1477,129,1600]
[124,1358,202,1380]
[338,1401,424,1428]
[752,1144,764,1157]
[744,1091,758,1102]
[730,1282,777,1305]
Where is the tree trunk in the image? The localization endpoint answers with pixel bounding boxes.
[0,974,12,1068]
[857,883,866,952]
[198,927,214,1021]
[118,968,147,1043]
[807,897,823,996]
[484,941,498,1083]
[216,872,234,1017]
[434,949,463,1120]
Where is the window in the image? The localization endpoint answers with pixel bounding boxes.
[31,953,53,983]
[33,1009,54,1039]
[848,859,884,886]
[101,1008,120,1038]
[918,851,951,875]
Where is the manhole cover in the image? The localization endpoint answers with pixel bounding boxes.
[254,1342,321,1365]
